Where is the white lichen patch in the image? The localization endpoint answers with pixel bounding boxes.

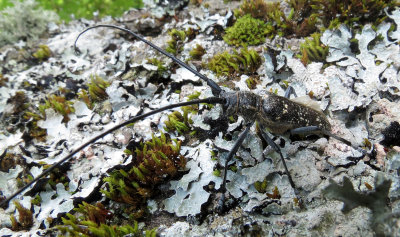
[164,141,222,216]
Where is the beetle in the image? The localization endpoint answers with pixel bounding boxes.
[0,25,363,211]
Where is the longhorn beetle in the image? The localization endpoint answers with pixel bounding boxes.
[0,25,364,211]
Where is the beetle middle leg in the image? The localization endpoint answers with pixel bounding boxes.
[217,122,254,213]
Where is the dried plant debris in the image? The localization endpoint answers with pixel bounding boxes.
[0,0,400,236]
[323,174,398,236]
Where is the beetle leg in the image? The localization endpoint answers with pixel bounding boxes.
[217,122,254,213]
[259,124,297,191]
[290,126,368,155]
[284,86,297,99]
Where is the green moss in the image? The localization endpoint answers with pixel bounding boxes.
[57,202,156,236]
[298,33,328,65]
[231,0,397,40]
[189,44,206,60]
[33,45,51,61]
[39,94,75,122]
[208,47,262,77]
[254,178,268,193]
[224,14,269,47]
[102,133,185,217]
[166,29,187,55]
[88,75,110,102]
[147,58,168,76]
[77,75,110,109]
[163,110,192,135]
[30,194,42,206]
[234,0,277,21]
[312,0,398,29]
[10,201,33,231]
[213,169,221,177]
[245,77,260,89]
[23,111,47,140]
[0,0,144,23]
[163,92,200,135]
[0,74,8,87]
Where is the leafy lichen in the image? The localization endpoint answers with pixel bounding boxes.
[323,175,394,236]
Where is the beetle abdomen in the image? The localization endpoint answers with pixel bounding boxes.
[222,91,331,134]
[260,93,331,134]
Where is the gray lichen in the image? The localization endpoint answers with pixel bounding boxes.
[0,0,59,47]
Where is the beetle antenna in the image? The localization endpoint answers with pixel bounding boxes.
[74,24,222,96]
[0,97,225,208]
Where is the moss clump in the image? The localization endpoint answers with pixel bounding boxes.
[246,77,260,89]
[38,94,75,122]
[234,0,277,21]
[266,186,281,199]
[232,0,398,39]
[164,110,192,135]
[77,75,110,109]
[164,91,201,135]
[208,47,262,77]
[224,14,269,47]
[102,133,185,216]
[298,33,329,65]
[88,75,110,102]
[312,0,398,29]
[0,74,9,87]
[10,201,33,231]
[166,29,187,55]
[57,202,156,236]
[234,0,317,38]
[254,178,268,193]
[32,45,51,61]
[147,58,168,76]
[189,44,206,60]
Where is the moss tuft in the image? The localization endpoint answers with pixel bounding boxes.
[189,44,206,60]
[33,45,51,61]
[298,33,328,65]
[254,178,268,193]
[39,94,75,122]
[224,14,269,47]
[10,201,33,231]
[208,47,262,77]
[57,201,156,236]
[102,133,185,217]
[166,29,187,55]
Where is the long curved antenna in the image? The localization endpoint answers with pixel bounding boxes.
[0,97,225,208]
[74,24,222,96]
